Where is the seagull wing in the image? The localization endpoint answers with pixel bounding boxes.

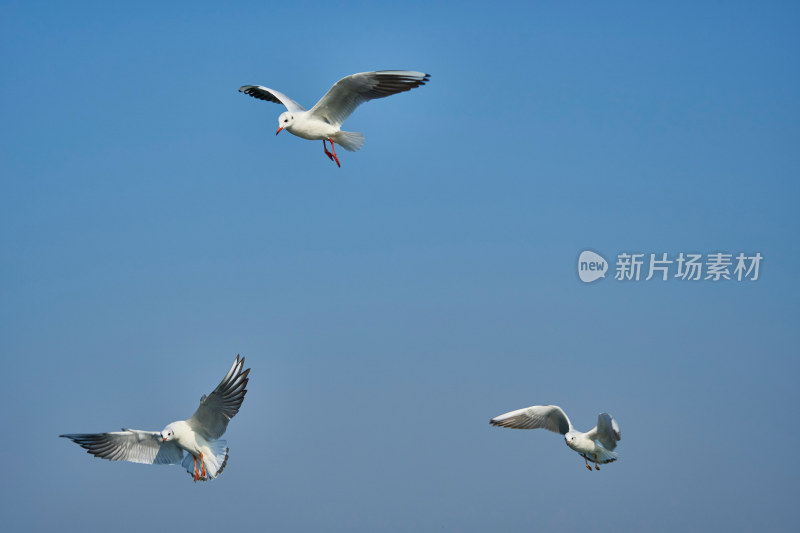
[239,85,306,112]
[490,405,573,435]
[590,413,621,451]
[308,70,430,127]
[186,355,250,440]
[60,429,184,464]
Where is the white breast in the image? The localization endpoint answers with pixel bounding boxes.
[288,114,340,140]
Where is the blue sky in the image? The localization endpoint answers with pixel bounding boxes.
[2,1,799,531]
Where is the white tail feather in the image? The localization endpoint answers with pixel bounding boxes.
[587,447,619,464]
[181,440,229,482]
[334,131,365,152]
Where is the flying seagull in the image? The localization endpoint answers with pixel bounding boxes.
[61,355,250,482]
[490,405,621,471]
[239,70,430,167]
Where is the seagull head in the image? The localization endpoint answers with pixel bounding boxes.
[276,112,294,135]
[160,424,176,443]
[564,432,577,448]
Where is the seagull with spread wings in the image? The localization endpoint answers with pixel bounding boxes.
[490,405,621,471]
[61,355,250,482]
[239,70,430,167]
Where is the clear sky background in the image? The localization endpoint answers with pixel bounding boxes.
[2,1,799,531]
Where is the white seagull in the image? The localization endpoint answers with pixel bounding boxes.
[239,70,430,167]
[490,405,621,471]
[61,355,250,482]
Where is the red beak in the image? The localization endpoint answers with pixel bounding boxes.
[163,438,167,442]
[276,127,284,136]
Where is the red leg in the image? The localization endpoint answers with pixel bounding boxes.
[322,140,334,161]
[583,454,592,471]
[328,138,340,167]
[594,454,600,470]
[192,455,199,482]
[329,139,341,167]
[200,452,206,479]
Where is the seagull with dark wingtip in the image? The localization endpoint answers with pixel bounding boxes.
[61,355,250,482]
[239,70,430,167]
[490,404,621,471]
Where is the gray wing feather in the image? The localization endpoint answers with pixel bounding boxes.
[239,85,306,112]
[60,429,184,464]
[595,413,621,450]
[308,70,430,127]
[187,355,250,440]
[490,405,573,435]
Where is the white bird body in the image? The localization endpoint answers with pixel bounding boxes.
[165,419,218,458]
[239,70,430,166]
[491,404,621,471]
[284,113,340,141]
[61,355,250,482]
[565,431,618,464]
[566,432,597,455]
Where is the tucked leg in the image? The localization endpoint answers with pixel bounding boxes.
[192,455,199,482]
[327,138,341,167]
[322,140,335,162]
[594,453,600,470]
[583,453,592,471]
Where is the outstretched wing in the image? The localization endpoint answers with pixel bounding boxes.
[238,85,306,113]
[308,70,430,127]
[592,413,621,451]
[490,405,573,435]
[187,355,250,440]
[60,429,184,464]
